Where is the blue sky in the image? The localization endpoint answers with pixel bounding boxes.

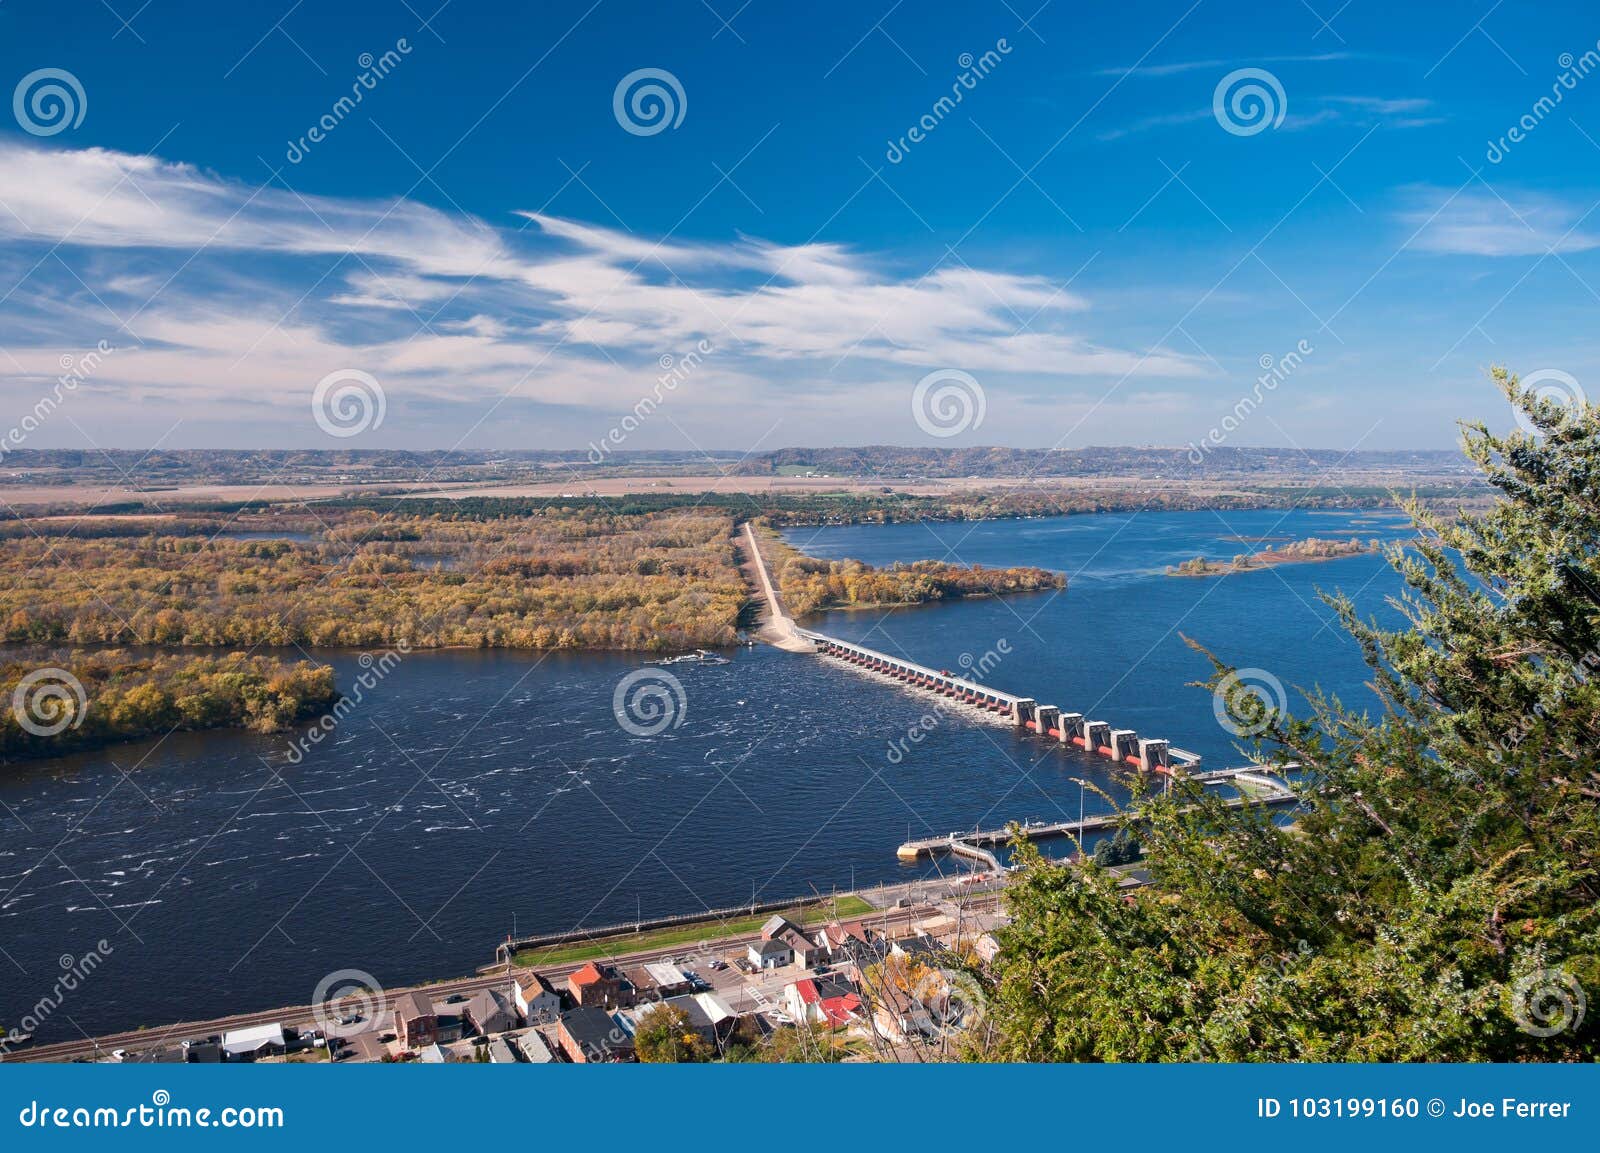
[1,0,1598,452]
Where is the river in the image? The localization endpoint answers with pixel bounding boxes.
[0,508,1416,1041]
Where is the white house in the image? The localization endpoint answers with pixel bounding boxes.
[512,971,562,1024]
[220,1023,286,1062]
[748,937,794,970]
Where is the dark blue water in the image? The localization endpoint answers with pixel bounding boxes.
[792,508,1415,766]
[0,509,1412,1041]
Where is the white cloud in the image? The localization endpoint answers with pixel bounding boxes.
[0,139,1204,447]
[1094,52,1358,78]
[1404,188,1600,256]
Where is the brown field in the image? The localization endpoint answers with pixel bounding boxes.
[0,469,1472,510]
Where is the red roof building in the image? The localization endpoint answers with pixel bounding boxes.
[567,961,629,1008]
[786,975,864,1028]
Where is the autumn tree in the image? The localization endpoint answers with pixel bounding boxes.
[632,1004,713,1063]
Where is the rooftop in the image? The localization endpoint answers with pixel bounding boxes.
[220,1023,285,1055]
[561,1006,631,1056]
[395,991,434,1021]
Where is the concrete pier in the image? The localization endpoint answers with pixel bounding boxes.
[1035,704,1060,738]
[894,770,1297,862]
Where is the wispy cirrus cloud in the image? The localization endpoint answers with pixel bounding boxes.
[1403,187,1600,256]
[1098,92,1437,140]
[0,140,1202,446]
[1093,51,1361,78]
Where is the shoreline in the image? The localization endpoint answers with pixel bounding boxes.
[1167,550,1378,578]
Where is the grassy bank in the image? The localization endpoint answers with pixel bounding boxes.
[510,895,875,968]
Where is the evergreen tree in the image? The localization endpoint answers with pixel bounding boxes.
[984,370,1600,1061]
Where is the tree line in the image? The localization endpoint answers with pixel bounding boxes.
[1,650,335,764]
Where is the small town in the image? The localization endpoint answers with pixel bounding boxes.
[17,876,1086,1065]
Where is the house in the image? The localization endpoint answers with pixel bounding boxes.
[556,1006,634,1063]
[974,932,1002,964]
[417,1043,448,1064]
[891,934,946,962]
[785,975,864,1028]
[871,982,934,1044]
[760,915,822,968]
[818,920,873,955]
[748,937,794,970]
[626,961,693,1004]
[511,1029,555,1063]
[182,1040,221,1064]
[486,1037,519,1064]
[511,971,562,1024]
[220,1023,286,1062]
[465,987,518,1036]
[636,992,737,1048]
[567,961,629,1008]
[394,991,437,1050]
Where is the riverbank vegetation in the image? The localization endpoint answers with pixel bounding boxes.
[0,650,336,763]
[0,507,748,653]
[760,525,1063,614]
[981,370,1600,1061]
[0,502,1070,657]
[1166,535,1381,576]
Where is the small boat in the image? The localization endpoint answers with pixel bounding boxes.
[649,649,730,667]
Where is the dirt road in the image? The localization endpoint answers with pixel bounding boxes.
[738,521,815,653]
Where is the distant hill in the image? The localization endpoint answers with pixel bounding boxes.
[729,445,1471,479]
[0,445,1471,488]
